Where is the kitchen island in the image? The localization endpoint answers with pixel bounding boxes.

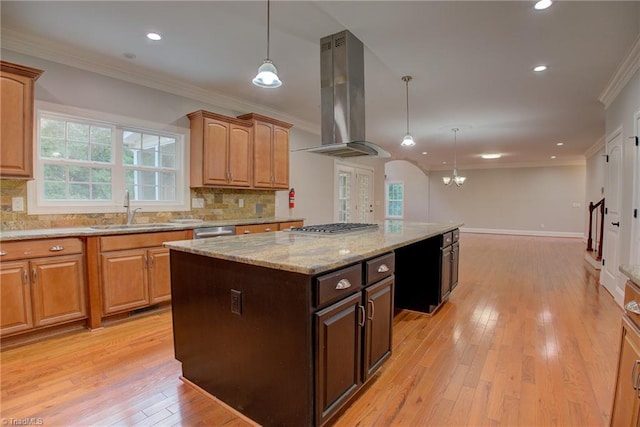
[165,220,461,426]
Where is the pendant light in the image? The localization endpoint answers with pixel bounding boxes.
[400,76,415,147]
[252,0,282,88]
[443,128,467,187]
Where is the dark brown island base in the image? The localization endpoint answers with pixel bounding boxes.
[165,221,461,426]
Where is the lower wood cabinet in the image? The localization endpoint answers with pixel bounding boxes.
[314,254,394,426]
[235,220,304,235]
[0,238,86,337]
[611,315,640,426]
[95,230,188,317]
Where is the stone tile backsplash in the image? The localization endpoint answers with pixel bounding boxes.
[0,179,276,231]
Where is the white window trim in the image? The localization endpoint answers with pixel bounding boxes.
[385,180,404,219]
[28,101,190,214]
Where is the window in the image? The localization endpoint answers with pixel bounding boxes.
[28,103,189,214]
[385,181,404,219]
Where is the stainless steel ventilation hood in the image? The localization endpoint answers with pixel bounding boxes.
[302,30,389,158]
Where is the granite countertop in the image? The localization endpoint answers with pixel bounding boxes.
[0,217,304,241]
[165,221,462,275]
[621,264,640,285]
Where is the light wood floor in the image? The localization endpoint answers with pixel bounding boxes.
[1,233,622,426]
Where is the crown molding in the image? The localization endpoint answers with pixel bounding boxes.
[583,134,606,159]
[1,28,320,135]
[599,35,640,108]
[425,157,586,172]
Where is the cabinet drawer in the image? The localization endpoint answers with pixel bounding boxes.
[100,230,188,252]
[0,238,83,261]
[278,221,304,231]
[624,280,640,329]
[452,229,460,243]
[315,264,362,308]
[236,223,279,235]
[442,232,453,247]
[365,253,395,286]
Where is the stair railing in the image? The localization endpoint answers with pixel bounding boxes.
[587,198,605,260]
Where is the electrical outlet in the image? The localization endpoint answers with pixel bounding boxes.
[192,198,204,208]
[231,289,242,315]
[238,198,244,208]
[572,202,581,208]
[11,197,24,212]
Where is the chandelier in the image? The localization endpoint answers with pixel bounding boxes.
[442,127,466,187]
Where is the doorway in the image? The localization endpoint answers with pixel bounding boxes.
[334,162,374,223]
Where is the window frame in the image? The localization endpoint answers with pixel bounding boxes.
[385,180,405,219]
[27,101,190,214]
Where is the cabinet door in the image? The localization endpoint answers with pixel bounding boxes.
[441,246,452,301]
[148,247,171,304]
[0,71,34,178]
[272,125,289,189]
[451,242,459,291]
[203,118,230,186]
[30,254,86,327]
[253,121,273,188]
[0,261,33,336]
[315,292,363,426]
[363,276,394,381]
[101,249,149,315]
[228,124,252,187]
[612,316,640,427]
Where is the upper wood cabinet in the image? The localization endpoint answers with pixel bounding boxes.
[0,60,43,179]
[238,113,292,190]
[188,110,253,188]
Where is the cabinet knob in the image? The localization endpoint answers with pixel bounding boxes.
[335,279,352,290]
[625,301,640,315]
[264,228,271,232]
[244,230,251,234]
[377,264,389,273]
[49,245,64,252]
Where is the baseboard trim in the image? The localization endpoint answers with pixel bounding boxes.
[460,228,584,239]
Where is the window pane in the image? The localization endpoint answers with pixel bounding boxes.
[69,166,90,183]
[91,126,112,144]
[67,122,90,142]
[92,168,111,183]
[44,182,66,199]
[43,164,66,181]
[40,118,65,138]
[160,137,175,153]
[142,186,157,200]
[141,150,157,167]
[69,183,90,199]
[68,141,89,161]
[91,143,112,163]
[161,153,175,168]
[92,184,111,200]
[123,131,141,165]
[40,138,66,159]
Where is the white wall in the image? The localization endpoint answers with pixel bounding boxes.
[429,165,586,236]
[384,160,430,222]
[605,67,640,267]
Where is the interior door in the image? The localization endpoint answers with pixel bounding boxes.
[601,128,624,305]
[633,112,640,265]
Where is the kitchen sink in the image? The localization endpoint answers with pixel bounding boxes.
[90,223,176,230]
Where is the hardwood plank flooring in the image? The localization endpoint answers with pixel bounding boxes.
[0,233,622,426]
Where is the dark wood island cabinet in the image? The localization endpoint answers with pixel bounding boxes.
[166,221,461,426]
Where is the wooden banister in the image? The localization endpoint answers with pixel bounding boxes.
[587,198,605,260]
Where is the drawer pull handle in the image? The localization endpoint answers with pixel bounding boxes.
[368,299,375,321]
[335,279,352,290]
[0,250,6,256]
[633,360,640,390]
[49,245,64,252]
[377,264,389,273]
[625,301,640,315]
[265,228,271,232]
[358,305,366,327]
[244,230,251,234]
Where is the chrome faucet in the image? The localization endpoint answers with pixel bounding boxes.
[124,190,140,225]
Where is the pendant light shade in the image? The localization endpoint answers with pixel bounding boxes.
[253,0,282,88]
[400,76,415,147]
[443,128,467,187]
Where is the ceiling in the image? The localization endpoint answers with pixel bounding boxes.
[2,1,639,169]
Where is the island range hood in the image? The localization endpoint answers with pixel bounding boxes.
[303,30,389,158]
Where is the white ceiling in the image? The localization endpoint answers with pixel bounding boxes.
[2,1,639,169]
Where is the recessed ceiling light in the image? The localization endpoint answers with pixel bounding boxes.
[533,65,547,72]
[422,151,427,155]
[534,0,552,10]
[481,154,502,159]
[551,155,557,159]
[146,32,162,41]
[556,142,564,146]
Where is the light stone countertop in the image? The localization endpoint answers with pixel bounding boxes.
[165,220,462,275]
[621,264,640,286]
[0,217,304,241]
